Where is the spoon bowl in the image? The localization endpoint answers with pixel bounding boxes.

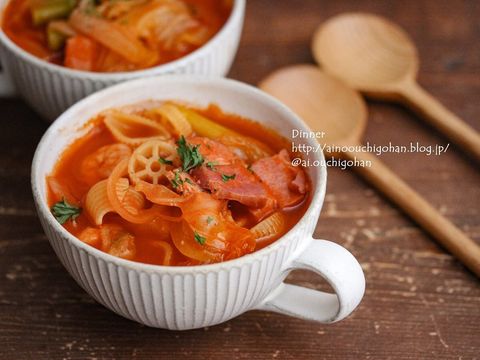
[259,65,480,277]
[311,12,480,161]
[259,64,367,150]
[312,12,418,96]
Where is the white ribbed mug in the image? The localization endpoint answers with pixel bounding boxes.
[31,76,365,330]
[0,0,245,120]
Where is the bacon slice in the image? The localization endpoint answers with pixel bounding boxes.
[188,136,276,209]
[188,136,238,165]
[251,150,307,208]
[192,164,273,208]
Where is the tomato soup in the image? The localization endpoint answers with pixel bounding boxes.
[47,101,310,266]
[2,0,231,72]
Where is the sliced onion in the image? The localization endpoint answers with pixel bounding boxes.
[69,8,157,66]
[170,220,219,262]
[135,181,187,207]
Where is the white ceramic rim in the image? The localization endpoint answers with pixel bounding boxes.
[31,75,326,274]
[0,0,245,79]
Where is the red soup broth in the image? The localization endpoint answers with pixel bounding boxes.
[47,104,311,266]
[2,0,232,71]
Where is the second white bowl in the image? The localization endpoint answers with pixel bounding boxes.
[0,0,245,120]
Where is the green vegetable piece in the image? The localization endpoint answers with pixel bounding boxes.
[51,198,82,224]
[206,161,217,170]
[178,106,236,139]
[171,171,183,189]
[176,136,204,172]
[159,157,173,165]
[221,173,236,182]
[194,232,206,245]
[31,0,77,26]
[47,28,67,51]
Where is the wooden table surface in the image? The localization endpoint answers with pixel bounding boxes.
[1,0,479,359]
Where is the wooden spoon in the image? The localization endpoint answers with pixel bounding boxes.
[259,64,480,277]
[311,12,480,162]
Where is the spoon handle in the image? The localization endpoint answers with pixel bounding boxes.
[398,80,480,162]
[343,149,480,277]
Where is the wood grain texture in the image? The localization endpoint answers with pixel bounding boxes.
[0,0,479,359]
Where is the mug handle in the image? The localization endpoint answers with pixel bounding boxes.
[254,239,365,323]
[0,60,16,97]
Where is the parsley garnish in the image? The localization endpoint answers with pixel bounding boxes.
[221,173,236,182]
[194,232,206,245]
[176,136,204,172]
[206,161,217,170]
[159,157,173,165]
[51,198,81,224]
[206,216,214,225]
[171,171,183,189]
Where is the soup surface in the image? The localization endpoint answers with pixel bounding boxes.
[47,101,310,266]
[2,0,231,72]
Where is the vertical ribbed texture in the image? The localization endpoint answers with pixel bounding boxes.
[25,3,324,328]
[37,205,317,330]
[0,5,243,121]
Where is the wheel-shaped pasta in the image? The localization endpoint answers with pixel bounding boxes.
[128,139,177,185]
[151,103,192,137]
[104,110,170,146]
